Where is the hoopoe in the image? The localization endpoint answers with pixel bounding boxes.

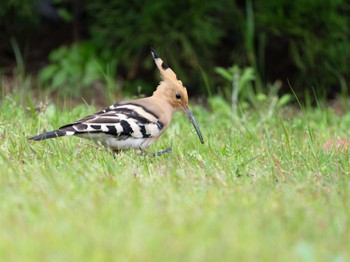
[29,48,204,154]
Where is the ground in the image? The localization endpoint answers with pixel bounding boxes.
[0,91,349,261]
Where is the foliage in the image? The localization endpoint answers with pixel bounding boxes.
[254,0,350,94]
[84,0,228,88]
[0,0,40,35]
[39,41,118,97]
[215,65,292,117]
[215,65,256,106]
[0,0,39,66]
[2,0,350,99]
[1,89,350,260]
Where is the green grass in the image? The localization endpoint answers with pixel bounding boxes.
[0,92,349,261]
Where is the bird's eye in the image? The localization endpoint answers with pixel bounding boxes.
[175,93,181,99]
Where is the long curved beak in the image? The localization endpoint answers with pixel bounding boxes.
[181,105,204,144]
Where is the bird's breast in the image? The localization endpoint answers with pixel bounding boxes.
[78,133,157,150]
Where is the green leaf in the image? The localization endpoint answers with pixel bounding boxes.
[38,64,58,83]
[215,67,233,81]
[82,59,101,85]
[57,8,73,23]
[49,46,68,61]
[52,70,67,88]
[277,94,292,108]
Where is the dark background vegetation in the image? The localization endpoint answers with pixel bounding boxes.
[1,0,349,101]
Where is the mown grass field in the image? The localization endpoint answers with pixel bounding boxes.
[1,91,349,261]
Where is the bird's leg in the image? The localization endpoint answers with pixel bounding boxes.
[112,149,120,159]
[152,147,172,156]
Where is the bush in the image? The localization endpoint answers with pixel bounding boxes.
[31,0,350,100]
[0,0,40,36]
[254,0,350,96]
[84,0,229,93]
[0,0,40,67]
[39,41,118,97]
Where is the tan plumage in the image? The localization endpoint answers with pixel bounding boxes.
[29,48,204,154]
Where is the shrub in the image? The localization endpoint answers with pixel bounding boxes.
[34,0,350,100]
[39,41,118,97]
[254,0,350,96]
[0,0,40,67]
[84,0,228,93]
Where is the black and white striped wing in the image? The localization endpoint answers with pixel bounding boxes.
[61,103,165,139]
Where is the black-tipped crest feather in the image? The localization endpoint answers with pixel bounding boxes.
[150,47,159,59]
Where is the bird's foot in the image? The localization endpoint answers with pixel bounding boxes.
[152,147,172,156]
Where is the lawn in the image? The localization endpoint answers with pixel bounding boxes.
[0,91,349,261]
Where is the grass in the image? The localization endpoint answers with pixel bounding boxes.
[0,88,350,261]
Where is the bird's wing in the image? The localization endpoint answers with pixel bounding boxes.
[59,103,165,139]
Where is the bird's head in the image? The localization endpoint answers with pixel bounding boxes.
[151,48,204,144]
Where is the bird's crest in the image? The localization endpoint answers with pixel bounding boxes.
[150,48,184,88]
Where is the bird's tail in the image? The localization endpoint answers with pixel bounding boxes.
[28,130,72,141]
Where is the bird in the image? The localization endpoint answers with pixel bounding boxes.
[29,48,204,155]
